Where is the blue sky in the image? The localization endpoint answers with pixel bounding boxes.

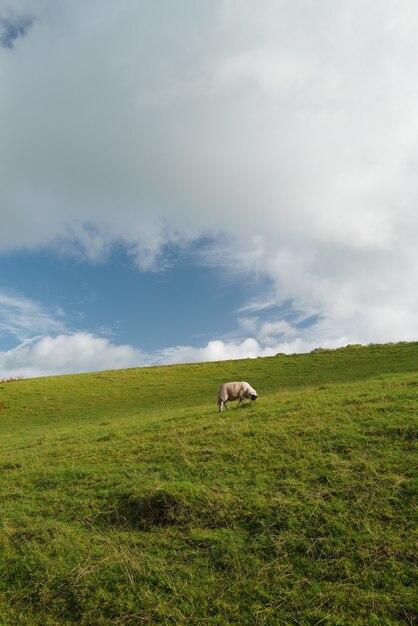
[1,0,417,377]
[0,245,275,351]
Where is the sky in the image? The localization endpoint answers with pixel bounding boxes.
[0,0,417,378]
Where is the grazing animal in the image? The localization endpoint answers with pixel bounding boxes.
[217,381,258,412]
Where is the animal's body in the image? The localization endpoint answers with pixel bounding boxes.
[217,381,258,412]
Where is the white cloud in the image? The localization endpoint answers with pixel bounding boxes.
[0,332,144,378]
[0,0,417,356]
[155,338,262,366]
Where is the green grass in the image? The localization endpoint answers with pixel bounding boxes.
[0,342,417,625]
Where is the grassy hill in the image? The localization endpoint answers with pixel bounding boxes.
[0,342,417,625]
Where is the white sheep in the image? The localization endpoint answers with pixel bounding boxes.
[217,381,258,412]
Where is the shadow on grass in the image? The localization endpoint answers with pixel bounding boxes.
[97,490,192,529]
[93,486,289,535]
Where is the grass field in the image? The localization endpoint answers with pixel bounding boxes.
[0,342,417,625]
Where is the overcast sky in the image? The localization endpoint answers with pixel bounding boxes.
[0,0,417,378]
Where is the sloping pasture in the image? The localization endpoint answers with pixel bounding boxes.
[0,343,417,624]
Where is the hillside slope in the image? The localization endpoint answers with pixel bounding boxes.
[0,342,417,625]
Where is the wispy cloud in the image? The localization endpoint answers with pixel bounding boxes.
[236,299,277,314]
[0,289,66,343]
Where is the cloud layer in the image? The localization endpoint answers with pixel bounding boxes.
[1,0,417,375]
[0,330,342,379]
[0,289,343,378]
